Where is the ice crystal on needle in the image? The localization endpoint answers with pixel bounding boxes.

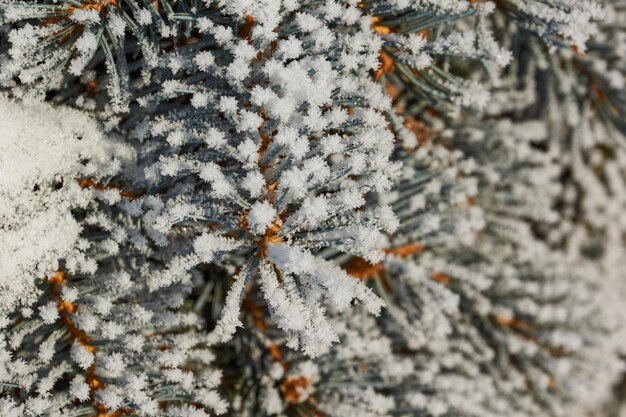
[124,8,402,356]
[0,97,225,417]
[1,0,626,416]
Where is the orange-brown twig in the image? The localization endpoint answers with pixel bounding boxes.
[47,272,128,417]
[79,178,140,200]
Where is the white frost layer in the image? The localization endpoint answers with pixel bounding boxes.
[0,96,132,318]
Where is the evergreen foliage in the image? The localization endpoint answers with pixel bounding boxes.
[1,1,625,416]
